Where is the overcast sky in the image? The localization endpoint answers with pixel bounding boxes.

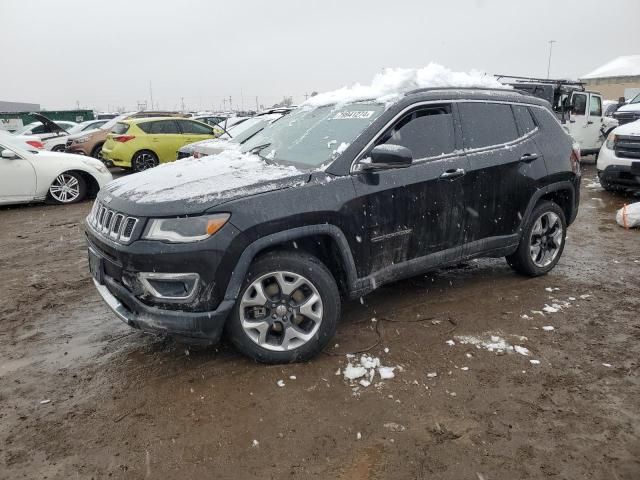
[2,0,638,111]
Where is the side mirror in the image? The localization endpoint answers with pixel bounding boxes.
[1,150,17,159]
[361,144,412,171]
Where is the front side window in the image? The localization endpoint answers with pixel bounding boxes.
[377,105,455,159]
[589,95,602,116]
[179,120,213,135]
[241,102,385,168]
[572,93,587,115]
[459,102,519,149]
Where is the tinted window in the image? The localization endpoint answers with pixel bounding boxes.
[143,120,180,134]
[178,120,213,135]
[459,102,519,149]
[111,122,130,135]
[31,123,47,134]
[380,106,455,159]
[589,95,602,116]
[572,93,587,115]
[512,105,536,135]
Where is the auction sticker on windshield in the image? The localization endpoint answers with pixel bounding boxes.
[331,111,375,120]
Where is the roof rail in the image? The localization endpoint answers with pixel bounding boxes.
[405,86,521,96]
[494,74,585,87]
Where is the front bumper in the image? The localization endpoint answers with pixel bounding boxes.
[93,275,234,344]
[598,164,640,188]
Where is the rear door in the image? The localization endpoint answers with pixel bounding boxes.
[457,102,546,251]
[585,93,604,150]
[146,120,183,162]
[0,145,36,203]
[352,104,469,276]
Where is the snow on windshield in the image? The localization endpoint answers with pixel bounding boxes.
[106,148,304,204]
[303,63,509,107]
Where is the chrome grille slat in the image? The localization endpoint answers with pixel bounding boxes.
[88,201,139,244]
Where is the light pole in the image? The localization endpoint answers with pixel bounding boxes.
[546,40,556,79]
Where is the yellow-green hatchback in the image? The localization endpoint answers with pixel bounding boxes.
[102,117,217,172]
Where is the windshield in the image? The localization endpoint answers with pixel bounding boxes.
[240,103,385,167]
[630,93,640,104]
[13,123,38,135]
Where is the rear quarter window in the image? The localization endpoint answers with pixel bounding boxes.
[512,105,537,135]
[459,102,519,149]
[111,122,130,134]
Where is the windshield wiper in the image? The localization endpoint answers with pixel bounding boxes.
[248,143,273,162]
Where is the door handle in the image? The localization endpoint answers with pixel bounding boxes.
[439,168,465,180]
[520,153,539,163]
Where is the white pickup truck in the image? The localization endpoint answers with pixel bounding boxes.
[497,76,618,156]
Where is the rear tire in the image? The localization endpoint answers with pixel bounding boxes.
[226,251,340,363]
[132,150,159,172]
[506,201,566,277]
[52,144,66,152]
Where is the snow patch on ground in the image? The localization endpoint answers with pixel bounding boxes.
[303,63,510,108]
[343,355,399,390]
[455,333,531,357]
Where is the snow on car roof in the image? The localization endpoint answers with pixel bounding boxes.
[302,63,509,108]
[581,55,640,80]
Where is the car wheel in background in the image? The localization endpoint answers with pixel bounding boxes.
[506,201,566,277]
[47,172,87,204]
[132,150,159,173]
[227,251,340,363]
[91,143,105,160]
[598,175,621,192]
[51,145,66,152]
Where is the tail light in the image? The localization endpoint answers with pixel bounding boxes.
[570,144,580,174]
[26,140,45,149]
[114,135,135,143]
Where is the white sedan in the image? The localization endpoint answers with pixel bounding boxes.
[0,139,112,206]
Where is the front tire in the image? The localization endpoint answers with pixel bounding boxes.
[90,143,105,160]
[506,201,566,277]
[132,150,159,172]
[226,251,340,363]
[52,144,66,152]
[47,172,87,204]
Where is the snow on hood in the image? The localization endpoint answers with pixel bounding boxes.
[105,149,306,205]
[616,103,640,113]
[613,119,640,136]
[302,63,510,108]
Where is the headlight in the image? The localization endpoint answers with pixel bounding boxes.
[605,132,617,149]
[82,158,107,173]
[143,213,230,243]
[75,136,89,144]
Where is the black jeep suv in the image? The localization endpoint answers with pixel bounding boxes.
[86,88,581,363]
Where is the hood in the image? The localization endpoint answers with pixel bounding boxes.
[613,119,640,136]
[102,149,310,216]
[616,103,640,113]
[29,112,68,134]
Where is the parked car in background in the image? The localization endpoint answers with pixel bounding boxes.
[177,111,291,160]
[0,130,45,151]
[597,119,640,191]
[12,113,78,142]
[101,117,217,171]
[613,92,640,126]
[87,87,580,362]
[43,119,109,151]
[65,111,187,159]
[497,75,618,155]
[0,140,112,205]
[192,114,228,127]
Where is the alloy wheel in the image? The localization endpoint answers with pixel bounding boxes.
[239,271,323,351]
[49,174,80,203]
[134,153,156,171]
[529,211,563,267]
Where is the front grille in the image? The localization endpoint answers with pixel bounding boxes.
[614,112,640,126]
[615,135,640,160]
[87,201,139,244]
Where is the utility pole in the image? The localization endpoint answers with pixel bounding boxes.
[304,92,309,100]
[240,88,244,111]
[181,97,185,113]
[546,40,556,79]
[149,81,154,111]
[229,95,233,111]
[223,98,226,111]
[255,96,259,112]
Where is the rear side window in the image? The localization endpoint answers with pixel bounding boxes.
[178,120,213,135]
[589,95,602,116]
[459,102,519,149]
[380,106,456,159]
[512,105,537,135]
[572,93,587,115]
[140,120,180,134]
[111,122,130,134]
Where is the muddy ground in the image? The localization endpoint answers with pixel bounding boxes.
[0,162,639,480]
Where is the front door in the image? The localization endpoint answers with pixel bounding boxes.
[352,104,468,277]
[0,146,36,204]
[147,119,184,163]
